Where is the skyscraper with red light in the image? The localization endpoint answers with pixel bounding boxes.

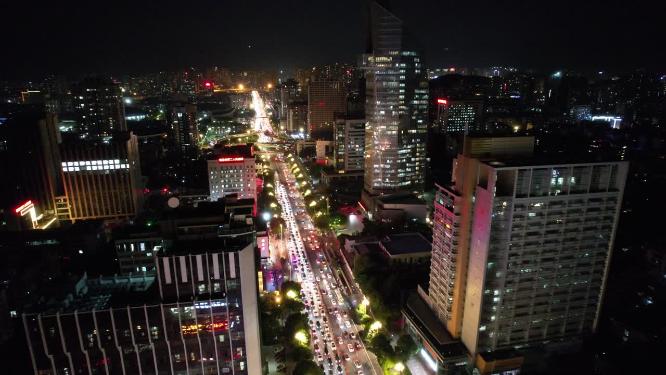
[207,145,256,203]
[307,80,347,137]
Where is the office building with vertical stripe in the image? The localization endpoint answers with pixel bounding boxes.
[57,132,143,222]
[22,213,261,375]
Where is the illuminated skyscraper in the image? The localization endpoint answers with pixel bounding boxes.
[437,99,485,134]
[168,103,199,157]
[72,77,126,138]
[362,1,428,202]
[334,117,365,172]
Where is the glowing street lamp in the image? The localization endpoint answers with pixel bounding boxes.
[370,321,382,331]
[286,290,298,299]
[294,330,308,345]
[394,362,405,373]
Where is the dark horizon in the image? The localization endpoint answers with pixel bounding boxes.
[1,0,665,80]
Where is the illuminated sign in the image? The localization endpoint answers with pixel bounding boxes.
[14,200,43,229]
[436,98,448,105]
[217,157,244,163]
[181,320,228,335]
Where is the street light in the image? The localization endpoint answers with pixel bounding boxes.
[394,362,405,373]
[286,290,298,299]
[294,330,308,345]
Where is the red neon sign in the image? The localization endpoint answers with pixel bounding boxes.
[14,200,33,213]
[218,157,244,163]
[437,98,448,105]
[204,81,212,88]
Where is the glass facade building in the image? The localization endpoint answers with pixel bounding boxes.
[363,1,428,194]
[23,236,261,375]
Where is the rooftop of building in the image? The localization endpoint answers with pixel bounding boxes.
[118,199,255,241]
[23,273,158,315]
[209,143,254,160]
[375,192,425,206]
[480,154,626,169]
[352,242,383,256]
[380,232,431,255]
[402,293,468,359]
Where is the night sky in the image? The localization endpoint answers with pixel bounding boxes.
[1,0,664,79]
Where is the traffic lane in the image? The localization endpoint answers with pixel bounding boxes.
[307,250,372,375]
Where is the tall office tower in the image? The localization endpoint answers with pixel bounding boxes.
[72,77,126,138]
[208,144,256,203]
[279,79,301,120]
[362,1,429,199]
[0,108,62,230]
[427,136,628,365]
[287,100,308,134]
[22,211,262,375]
[57,132,142,222]
[167,103,199,157]
[334,117,366,171]
[307,80,347,136]
[436,99,485,134]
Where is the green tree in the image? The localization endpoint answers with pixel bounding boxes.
[369,332,394,361]
[284,313,309,339]
[395,334,418,361]
[293,359,323,375]
[287,345,313,363]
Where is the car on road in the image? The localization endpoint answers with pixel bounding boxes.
[343,354,350,361]
[347,343,355,352]
[354,360,362,369]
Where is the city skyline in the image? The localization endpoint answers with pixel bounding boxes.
[0,1,663,375]
[1,0,664,79]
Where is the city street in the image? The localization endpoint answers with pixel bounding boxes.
[272,154,382,375]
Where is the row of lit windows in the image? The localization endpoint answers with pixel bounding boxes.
[62,159,129,172]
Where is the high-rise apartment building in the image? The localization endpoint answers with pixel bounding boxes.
[287,101,308,134]
[424,136,628,370]
[307,80,347,136]
[362,1,429,199]
[334,117,366,171]
[279,79,301,120]
[72,77,126,137]
[57,132,142,222]
[168,103,199,157]
[437,99,485,134]
[208,145,256,203]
